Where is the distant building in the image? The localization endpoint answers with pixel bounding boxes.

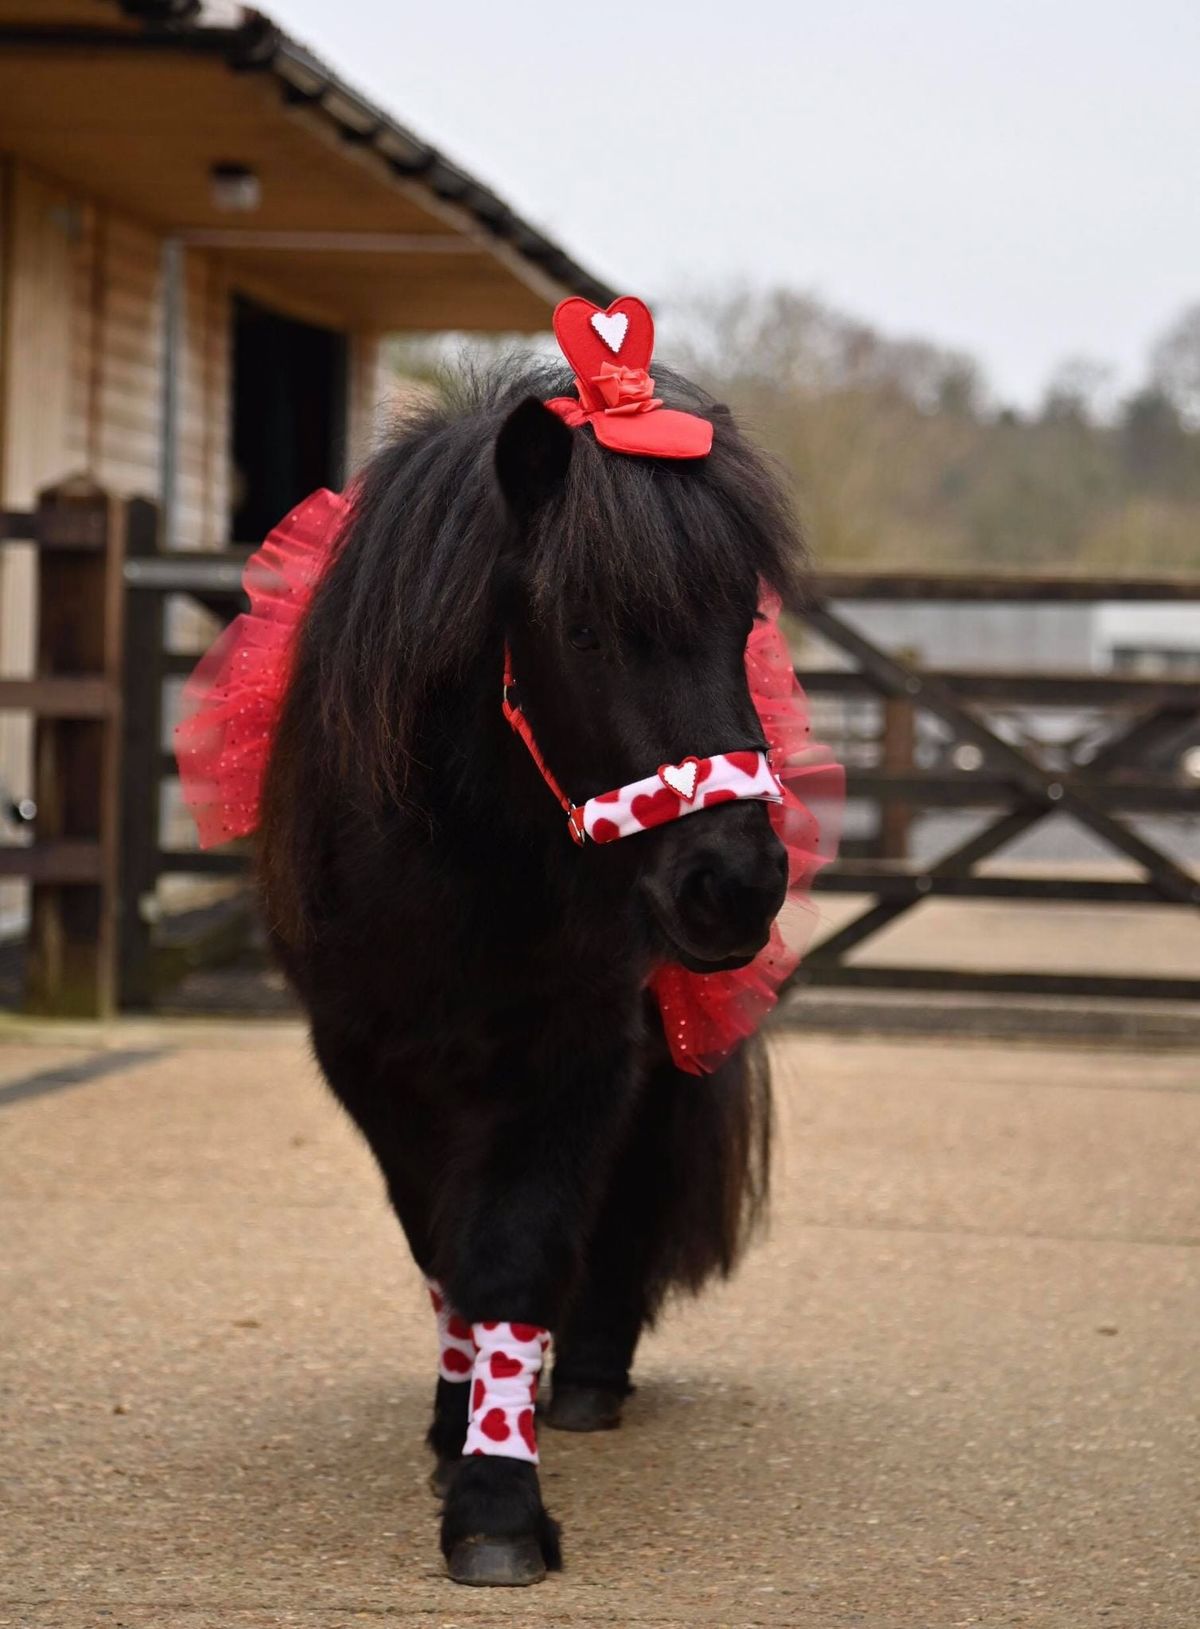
[827,601,1200,677]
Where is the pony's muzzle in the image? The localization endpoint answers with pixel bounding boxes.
[645,808,788,969]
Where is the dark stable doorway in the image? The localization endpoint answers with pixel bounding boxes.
[231,295,347,541]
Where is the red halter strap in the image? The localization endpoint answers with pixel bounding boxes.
[501,646,587,845]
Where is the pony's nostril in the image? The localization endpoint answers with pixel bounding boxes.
[683,867,720,913]
[680,854,783,932]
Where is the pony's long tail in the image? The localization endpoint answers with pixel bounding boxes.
[632,1022,773,1317]
[514,1018,774,1404]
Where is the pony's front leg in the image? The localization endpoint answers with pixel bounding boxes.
[437,1026,637,1587]
[424,1277,476,1496]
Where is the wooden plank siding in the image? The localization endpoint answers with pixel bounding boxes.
[1,163,76,505]
[347,329,392,474]
[4,160,397,555]
[0,160,240,929]
[0,160,231,547]
[0,162,77,928]
[177,247,231,548]
[66,204,232,547]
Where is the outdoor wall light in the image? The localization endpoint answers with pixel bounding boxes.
[209,163,262,213]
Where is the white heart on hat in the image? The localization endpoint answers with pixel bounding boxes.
[590,311,629,354]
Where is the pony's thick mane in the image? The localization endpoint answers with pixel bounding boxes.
[296,358,805,805]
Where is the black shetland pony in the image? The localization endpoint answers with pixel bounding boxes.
[258,360,803,1585]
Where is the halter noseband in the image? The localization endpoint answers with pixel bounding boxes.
[502,647,783,847]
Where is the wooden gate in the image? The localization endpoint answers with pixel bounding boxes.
[792,574,1200,1002]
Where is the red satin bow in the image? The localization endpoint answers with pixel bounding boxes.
[548,364,663,427]
[588,364,662,415]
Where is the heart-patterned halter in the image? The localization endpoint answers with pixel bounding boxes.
[501,647,784,847]
[505,296,781,842]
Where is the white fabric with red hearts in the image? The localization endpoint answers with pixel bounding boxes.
[463,1320,550,1464]
[426,1278,550,1464]
[579,750,783,845]
[427,1276,476,1382]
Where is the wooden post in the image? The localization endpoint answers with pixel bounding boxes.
[879,659,917,862]
[118,498,163,1009]
[24,481,125,1017]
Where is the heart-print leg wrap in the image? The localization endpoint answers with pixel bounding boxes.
[464,1320,551,1464]
[426,1276,477,1382]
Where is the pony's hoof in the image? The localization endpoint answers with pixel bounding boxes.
[544,1382,624,1432]
[429,1456,456,1499]
[446,1533,547,1587]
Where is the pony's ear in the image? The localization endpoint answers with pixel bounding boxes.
[495,397,574,514]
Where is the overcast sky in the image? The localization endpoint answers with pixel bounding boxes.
[271,0,1199,408]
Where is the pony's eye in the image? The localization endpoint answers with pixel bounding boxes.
[567,625,601,651]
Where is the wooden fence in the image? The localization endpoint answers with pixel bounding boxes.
[120,540,249,1006]
[0,485,1197,1014]
[0,484,152,1015]
[793,576,1200,1002]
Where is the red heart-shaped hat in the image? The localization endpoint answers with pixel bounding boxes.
[554,296,656,379]
[546,296,714,460]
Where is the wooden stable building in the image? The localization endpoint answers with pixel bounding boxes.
[0,0,610,1004]
[0,2,609,534]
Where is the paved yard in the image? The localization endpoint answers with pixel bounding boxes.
[0,1020,1196,1628]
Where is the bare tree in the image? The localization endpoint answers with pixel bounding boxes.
[1040,357,1115,425]
[1150,303,1200,428]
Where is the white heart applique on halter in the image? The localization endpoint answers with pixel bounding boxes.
[590,311,629,354]
[658,760,700,802]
